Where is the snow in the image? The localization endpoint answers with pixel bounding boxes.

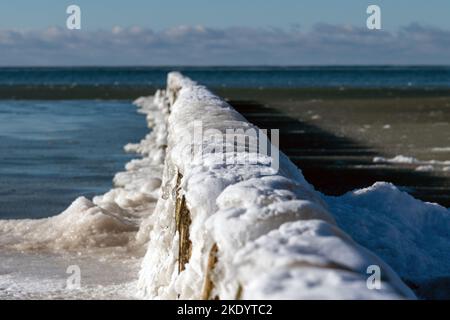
[0,250,140,300]
[373,155,450,172]
[326,182,450,299]
[0,197,137,251]
[432,147,450,153]
[374,155,450,166]
[415,165,435,172]
[374,155,419,164]
[137,72,416,300]
[243,267,402,300]
[229,220,413,300]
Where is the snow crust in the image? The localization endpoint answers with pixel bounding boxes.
[137,72,416,300]
[0,91,168,299]
[0,91,167,253]
[326,182,450,299]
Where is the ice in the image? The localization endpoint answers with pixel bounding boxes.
[432,147,450,152]
[0,197,137,251]
[374,155,450,166]
[0,250,140,300]
[415,165,435,172]
[1,73,448,300]
[374,155,419,164]
[326,182,450,299]
[373,155,450,172]
[0,90,169,299]
[137,73,416,300]
[0,92,168,252]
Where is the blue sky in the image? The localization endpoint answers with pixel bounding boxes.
[1,0,449,31]
[0,1,449,65]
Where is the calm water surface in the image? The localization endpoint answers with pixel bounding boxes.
[0,100,147,219]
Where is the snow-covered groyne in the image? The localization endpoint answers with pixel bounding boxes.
[3,72,449,299]
[137,73,416,299]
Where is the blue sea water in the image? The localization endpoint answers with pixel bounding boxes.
[0,66,449,88]
[0,100,148,219]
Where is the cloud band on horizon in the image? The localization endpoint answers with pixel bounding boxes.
[0,23,449,66]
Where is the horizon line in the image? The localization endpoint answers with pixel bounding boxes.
[1,64,450,68]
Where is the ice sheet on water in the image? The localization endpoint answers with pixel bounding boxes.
[0,250,140,300]
[373,155,450,172]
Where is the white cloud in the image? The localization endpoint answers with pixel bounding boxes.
[0,24,449,66]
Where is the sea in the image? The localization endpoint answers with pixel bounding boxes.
[0,66,450,88]
[0,100,148,219]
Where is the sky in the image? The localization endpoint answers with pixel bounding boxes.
[0,0,449,65]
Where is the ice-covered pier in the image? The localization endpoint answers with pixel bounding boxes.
[136,73,415,299]
[2,73,449,300]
